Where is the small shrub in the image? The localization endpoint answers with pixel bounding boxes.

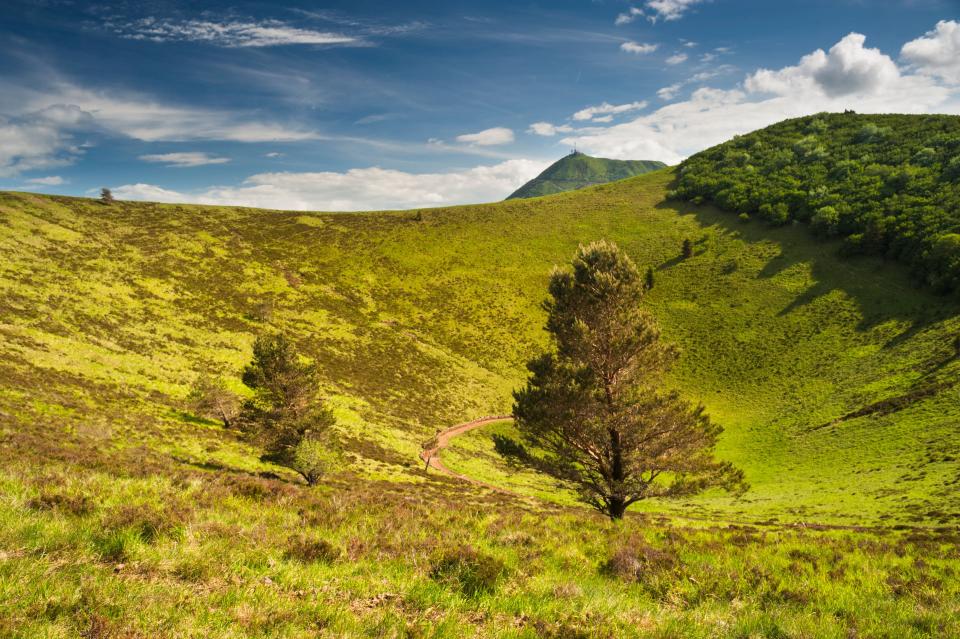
[27,490,94,516]
[601,536,678,584]
[738,212,750,223]
[285,535,341,564]
[102,502,188,543]
[430,546,506,596]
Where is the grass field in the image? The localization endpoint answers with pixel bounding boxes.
[1,168,959,636]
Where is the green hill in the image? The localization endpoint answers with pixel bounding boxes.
[3,127,960,636]
[673,112,960,294]
[506,151,666,199]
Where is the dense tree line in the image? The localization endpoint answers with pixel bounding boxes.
[671,113,960,295]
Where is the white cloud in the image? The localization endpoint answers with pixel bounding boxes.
[657,66,736,100]
[25,175,65,185]
[139,152,230,167]
[528,122,574,136]
[114,18,358,48]
[455,127,515,146]
[0,108,86,177]
[1,81,320,144]
[901,20,960,84]
[621,41,659,54]
[560,30,959,165]
[645,0,707,22]
[111,159,549,211]
[615,8,644,26]
[265,152,284,158]
[666,53,688,65]
[745,33,900,97]
[657,83,683,100]
[573,101,648,121]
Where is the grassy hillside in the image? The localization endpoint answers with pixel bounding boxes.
[674,112,960,294]
[506,152,665,199]
[2,167,960,636]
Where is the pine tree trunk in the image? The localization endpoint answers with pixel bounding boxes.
[607,497,627,520]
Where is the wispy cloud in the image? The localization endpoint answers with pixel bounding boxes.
[621,41,659,54]
[112,18,360,48]
[455,127,515,146]
[666,53,688,65]
[615,7,644,26]
[0,107,86,177]
[657,65,737,100]
[645,0,708,23]
[573,101,648,122]
[25,175,66,185]
[139,152,230,167]
[1,79,321,143]
[528,122,574,136]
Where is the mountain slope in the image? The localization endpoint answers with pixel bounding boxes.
[506,151,666,199]
[2,169,958,525]
[3,163,960,637]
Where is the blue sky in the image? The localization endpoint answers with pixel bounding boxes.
[1,0,958,210]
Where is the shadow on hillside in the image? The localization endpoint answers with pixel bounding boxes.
[653,196,960,347]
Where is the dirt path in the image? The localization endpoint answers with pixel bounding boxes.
[421,415,513,493]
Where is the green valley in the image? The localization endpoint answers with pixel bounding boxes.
[2,116,960,636]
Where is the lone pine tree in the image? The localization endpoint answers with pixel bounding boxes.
[502,240,745,519]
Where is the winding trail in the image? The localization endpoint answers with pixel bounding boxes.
[421,415,513,493]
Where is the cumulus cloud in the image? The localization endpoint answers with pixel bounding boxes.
[621,41,659,54]
[560,30,959,165]
[615,8,644,26]
[746,33,899,97]
[113,18,358,48]
[455,127,515,146]
[111,159,549,211]
[645,0,707,22]
[25,175,65,185]
[528,122,574,136]
[901,20,960,84]
[139,152,230,167]
[573,101,648,121]
[666,53,688,65]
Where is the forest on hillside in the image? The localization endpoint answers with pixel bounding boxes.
[672,113,960,294]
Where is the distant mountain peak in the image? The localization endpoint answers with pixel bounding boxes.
[507,153,666,200]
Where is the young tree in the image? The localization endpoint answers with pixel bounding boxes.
[239,333,339,485]
[100,188,114,204]
[681,238,693,259]
[188,374,240,427]
[500,241,745,519]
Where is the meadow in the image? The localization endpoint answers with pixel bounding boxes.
[1,167,958,636]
